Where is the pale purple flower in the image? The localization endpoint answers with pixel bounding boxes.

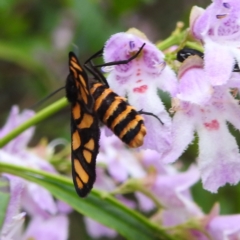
[0,106,59,217]
[22,215,69,240]
[0,176,26,239]
[103,29,178,154]
[0,106,35,154]
[84,217,117,239]
[1,176,69,240]
[190,0,240,85]
[0,106,70,239]
[96,130,202,228]
[205,215,240,240]
[162,56,240,192]
[176,56,213,105]
[1,212,26,240]
[192,204,240,240]
[137,149,202,225]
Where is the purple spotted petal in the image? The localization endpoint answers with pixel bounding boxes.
[126,83,173,153]
[190,0,240,86]
[192,0,240,43]
[197,117,240,193]
[103,31,178,153]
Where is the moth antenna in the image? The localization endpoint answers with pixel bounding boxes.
[31,86,65,110]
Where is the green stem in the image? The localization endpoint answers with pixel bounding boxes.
[111,178,164,210]
[156,25,187,51]
[0,162,176,240]
[0,97,68,147]
[185,41,203,51]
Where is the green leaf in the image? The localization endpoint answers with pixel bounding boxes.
[0,176,10,229]
[0,162,175,240]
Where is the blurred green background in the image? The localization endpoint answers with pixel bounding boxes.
[2,0,240,239]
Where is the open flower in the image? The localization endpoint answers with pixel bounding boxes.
[190,0,240,85]
[0,106,70,239]
[91,129,201,231]
[0,106,58,216]
[162,56,240,192]
[137,150,202,226]
[103,29,178,154]
[192,204,240,240]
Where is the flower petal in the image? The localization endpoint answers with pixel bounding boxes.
[177,56,213,105]
[0,106,35,153]
[23,215,69,240]
[197,118,240,192]
[152,165,200,209]
[135,192,155,212]
[161,106,196,163]
[84,217,117,238]
[128,86,173,153]
[207,214,240,240]
[103,30,177,153]
[1,175,25,235]
[204,41,234,85]
[22,183,57,217]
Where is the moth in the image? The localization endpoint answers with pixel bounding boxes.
[66,46,161,197]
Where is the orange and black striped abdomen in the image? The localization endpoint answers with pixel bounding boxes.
[66,52,100,197]
[90,82,146,148]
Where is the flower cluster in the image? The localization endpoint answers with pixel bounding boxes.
[102,5,240,193]
[0,106,70,240]
[85,128,240,240]
[103,29,178,154]
[2,1,240,239]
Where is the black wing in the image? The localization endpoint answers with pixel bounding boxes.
[66,52,100,197]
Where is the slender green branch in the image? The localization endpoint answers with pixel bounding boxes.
[0,97,68,148]
[111,178,164,210]
[156,31,186,51]
[156,22,187,51]
[185,41,203,51]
